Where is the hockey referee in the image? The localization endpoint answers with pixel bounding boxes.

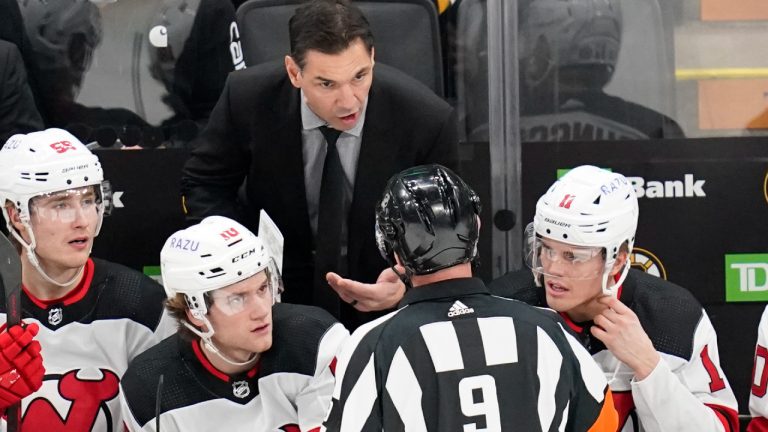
[323,164,618,431]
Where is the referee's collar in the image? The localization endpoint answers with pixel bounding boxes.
[399,277,489,307]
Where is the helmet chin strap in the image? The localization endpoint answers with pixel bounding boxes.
[390,265,413,291]
[12,220,84,288]
[601,260,630,297]
[183,316,259,367]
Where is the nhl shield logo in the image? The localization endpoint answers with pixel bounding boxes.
[48,308,63,326]
[232,380,250,399]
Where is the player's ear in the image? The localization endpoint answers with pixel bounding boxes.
[186,309,207,329]
[609,244,629,277]
[5,202,30,242]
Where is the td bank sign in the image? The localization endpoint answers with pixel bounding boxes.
[726,254,768,302]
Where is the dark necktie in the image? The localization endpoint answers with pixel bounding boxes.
[314,126,347,317]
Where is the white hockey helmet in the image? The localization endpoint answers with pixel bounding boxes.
[0,128,107,235]
[161,215,282,319]
[526,165,638,295]
[519,0,622,87]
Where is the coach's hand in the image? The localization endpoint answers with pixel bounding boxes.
[0,322,45,408]
[327,267,406,312]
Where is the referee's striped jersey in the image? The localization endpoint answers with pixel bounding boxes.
[322,278,618,432]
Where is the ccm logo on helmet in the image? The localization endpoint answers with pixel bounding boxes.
[628,174,705,199]
[232,248,256,263]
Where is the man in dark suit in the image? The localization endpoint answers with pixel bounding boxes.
[0,40,43,147]
[181,0,458,329]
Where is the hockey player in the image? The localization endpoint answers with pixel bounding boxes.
[0,128,174,430]
[748,306,768,432]
[323,164,618,431]
[489,165,738,431]
[119,215,349,431]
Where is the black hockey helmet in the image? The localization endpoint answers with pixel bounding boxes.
[375,164,481,276]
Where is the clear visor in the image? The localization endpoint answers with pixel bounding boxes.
[524,223,605,280]
[206,269,276,316]
[29,185,104,224]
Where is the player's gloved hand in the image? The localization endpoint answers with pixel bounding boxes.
[0,323,44,408]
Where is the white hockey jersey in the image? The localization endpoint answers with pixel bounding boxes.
[748,306,768,432]
[120,303,348,432]
[0,258,174,431]
[490,268,739,432]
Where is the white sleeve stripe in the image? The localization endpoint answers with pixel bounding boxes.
[478,317,518,365]
[315,323,350,375]
[385,348,428,432]
[537,327,563,432]
[340,354,378,432]
[558,323,606,402]
[420,322,464,372]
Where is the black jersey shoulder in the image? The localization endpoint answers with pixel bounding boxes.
[90,258,167,332]
[260,303,341,377]
[121,334,206,427]
[13,258,166,331]
[623,269,704,360]
[487,269,542,307]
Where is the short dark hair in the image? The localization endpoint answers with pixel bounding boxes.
[289,0,374,69]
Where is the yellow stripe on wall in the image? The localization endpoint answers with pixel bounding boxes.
[677,68,768,81]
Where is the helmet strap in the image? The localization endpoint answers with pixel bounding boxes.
[184,314,259,368]
[391,265,413,291]
[601,259,630,297]
[15,220,85,288]
[202,339,259,368]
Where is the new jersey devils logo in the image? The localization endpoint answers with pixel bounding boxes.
[23,369,120,431]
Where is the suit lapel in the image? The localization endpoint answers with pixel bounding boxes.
[266,83,309,220]
[348,83,398,276]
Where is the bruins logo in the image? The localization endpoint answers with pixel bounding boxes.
[763,171,768,205]
[629,247,667,280]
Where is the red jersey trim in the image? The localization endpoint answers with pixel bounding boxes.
[559,312,583,333]
[704,403,739,432]
[23,258,95,308]
[191,340,260,382]
[748,416,768,432]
